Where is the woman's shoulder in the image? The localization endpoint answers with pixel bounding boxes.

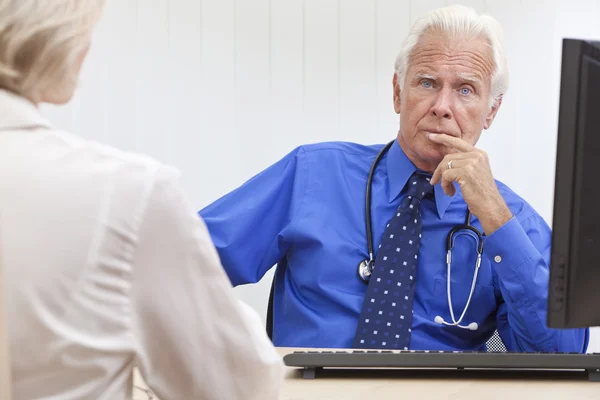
[38,127,178,187]
[9,126,181,224]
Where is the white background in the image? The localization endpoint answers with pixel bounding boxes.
[41,0,600,351]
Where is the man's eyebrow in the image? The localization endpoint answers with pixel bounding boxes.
[457,73,483,85]
[414,73,436,80]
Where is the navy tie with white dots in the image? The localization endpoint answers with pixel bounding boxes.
[352,172,434,349]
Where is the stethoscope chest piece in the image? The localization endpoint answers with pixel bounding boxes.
[357,259,374,282]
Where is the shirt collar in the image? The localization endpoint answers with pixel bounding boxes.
[385,138,454,219]
[0,89,52,132]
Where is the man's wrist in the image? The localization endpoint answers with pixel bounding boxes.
[477,197,513,235]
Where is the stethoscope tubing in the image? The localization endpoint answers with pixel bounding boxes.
[358,139,486,330]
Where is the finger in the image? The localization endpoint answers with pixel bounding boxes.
[428,133,476,153]
[441,169,459,196]
[430,155,470,185]
[443,158,469,172]
[431,163,443,186]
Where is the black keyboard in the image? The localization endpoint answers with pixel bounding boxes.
[283,349,600,381]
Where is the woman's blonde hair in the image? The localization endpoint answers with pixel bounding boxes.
[0,0,105,102]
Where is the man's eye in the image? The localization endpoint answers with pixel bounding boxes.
[460,87,472,95]
[421,80,432,88]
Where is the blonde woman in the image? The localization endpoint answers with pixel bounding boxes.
[0,1,283,399]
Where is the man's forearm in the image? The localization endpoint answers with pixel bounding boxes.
[483,216,589,352]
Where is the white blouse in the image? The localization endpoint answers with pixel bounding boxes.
[0,89,283,400]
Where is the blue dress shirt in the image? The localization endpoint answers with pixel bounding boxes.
[200,139,589,352]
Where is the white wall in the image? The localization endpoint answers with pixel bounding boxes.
[42,0,600,351]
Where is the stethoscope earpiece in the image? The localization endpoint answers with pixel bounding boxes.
[434,315,479,331]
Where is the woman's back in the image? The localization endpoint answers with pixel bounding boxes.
[0,90,283,399]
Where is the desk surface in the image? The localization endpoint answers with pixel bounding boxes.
[133,348,600,400]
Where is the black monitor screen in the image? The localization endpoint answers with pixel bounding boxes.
[548,38,600,329]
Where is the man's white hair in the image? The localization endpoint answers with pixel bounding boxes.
[394,5,509,108]
[0,0,105,101]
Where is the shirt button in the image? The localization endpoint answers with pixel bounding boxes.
[494,255,502,263]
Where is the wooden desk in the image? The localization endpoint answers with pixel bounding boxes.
[133,348,600,399]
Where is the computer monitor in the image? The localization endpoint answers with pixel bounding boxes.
[548,38,600,329]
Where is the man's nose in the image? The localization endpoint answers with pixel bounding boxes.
[431,89,453,119]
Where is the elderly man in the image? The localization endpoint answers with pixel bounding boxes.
[200,5,588,352]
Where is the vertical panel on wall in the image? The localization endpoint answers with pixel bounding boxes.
[409,0,446,25]
[555,0,600,42]
[596,0,600,39]
[499,0,558,222]
[271,0,304,154]
[447,0,485,12]
[66,0,115,143]
[235,0,272,174]
[474,0,522,191]
[168,0,203,190]
[98,0,138,151]
[375,0,410,141]
[134,0,171,162]
[196,0,237,206]
[235,0,278,309]
[303,0,339,143]
[338,0,377,144]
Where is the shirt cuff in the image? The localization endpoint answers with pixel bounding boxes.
[483,216,539,271]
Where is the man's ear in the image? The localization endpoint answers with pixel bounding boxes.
[484,96,503,129]
[393,73,401,114]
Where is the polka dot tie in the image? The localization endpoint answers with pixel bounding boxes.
[352,172,434,349]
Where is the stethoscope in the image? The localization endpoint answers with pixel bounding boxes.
[357,140,484,331]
